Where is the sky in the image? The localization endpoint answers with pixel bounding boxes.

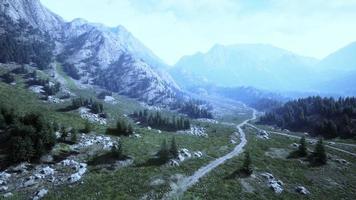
[40,0,356,65]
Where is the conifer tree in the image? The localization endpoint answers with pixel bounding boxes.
[170,137,179,159]
[241,151,253,175]
[311,138,327,165]
[297,136,308,157]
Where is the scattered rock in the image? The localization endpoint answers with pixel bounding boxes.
[79,107,106,125]
[261,172,283,194]
[47,96,62,104]
[257,130,269,139]
[177,126,207,137]
[33,189,48,200]
[295,186,310,195]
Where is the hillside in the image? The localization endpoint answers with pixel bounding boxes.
[0,0,180,104]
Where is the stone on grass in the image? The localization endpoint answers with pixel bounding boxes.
[295,186,310,195]
[33,189,48,200]
[3,192,13,198]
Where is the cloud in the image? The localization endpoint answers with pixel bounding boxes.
[41,0,356,65]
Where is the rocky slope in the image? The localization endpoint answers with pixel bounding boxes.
[0,0,180,104]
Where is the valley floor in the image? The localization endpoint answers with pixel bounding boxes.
[0,73,355,200]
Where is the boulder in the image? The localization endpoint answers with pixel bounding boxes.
[40,166,55,176]
[193,151,203,158]
[33,189,48,200]
[168,160,180,167]
[23,177,36,187]
[68,173,82,183]
[0,186,8,192]
[3,192,13,198]
[269,180,283,194]
[295,186,310,195]
[231,139,237,144]
[335,159,349,165]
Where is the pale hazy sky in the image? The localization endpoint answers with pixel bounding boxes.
[41,0,356,65]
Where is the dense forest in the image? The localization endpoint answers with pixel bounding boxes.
[132,109,190,131]
[259,96,356,139]
[0,14,54,69]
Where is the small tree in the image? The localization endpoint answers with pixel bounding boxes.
[170,137,179,159]
[241,151,253,175]
[83,121,91,133]
[297,136,308,157]
[157,139,170,163]
[111,142,123,159]
[71,129,78,143]
[311,138,327,165]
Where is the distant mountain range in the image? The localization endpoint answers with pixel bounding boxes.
[171,42,356,96]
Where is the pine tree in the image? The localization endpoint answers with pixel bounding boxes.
[157,139,170,163]
[111,142,123,159]
[71,129,78,143]
[241,151,253,175]
[170,137,179,159]
[311,138,327,165]
[297,136,308,157]
[83,121,91,133]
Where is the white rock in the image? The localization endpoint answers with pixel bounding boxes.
[134,134,142,138]
[193,151,203,158]
[168,160,180,167]
[0,186,8,192]
[295,186,310,195]
[68,173,82,183]
[147,126,152,130]
[40,166,55,176]
[23,178,36,187]
[3,192,13,198]
[231,139,237,144]
[270,180,283,194]
[33,189,48,200]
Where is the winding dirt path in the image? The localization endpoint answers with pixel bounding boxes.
[163,109,257,199]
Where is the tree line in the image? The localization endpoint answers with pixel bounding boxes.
[259,96,356,139]
[132,109,190,131]
[69,97,104,114]
[170,99,213,119]
[106,119,134,136]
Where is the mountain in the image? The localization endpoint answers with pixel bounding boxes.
[171,44,319,91]
[0,0,180,104]
[313,42,356,95]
